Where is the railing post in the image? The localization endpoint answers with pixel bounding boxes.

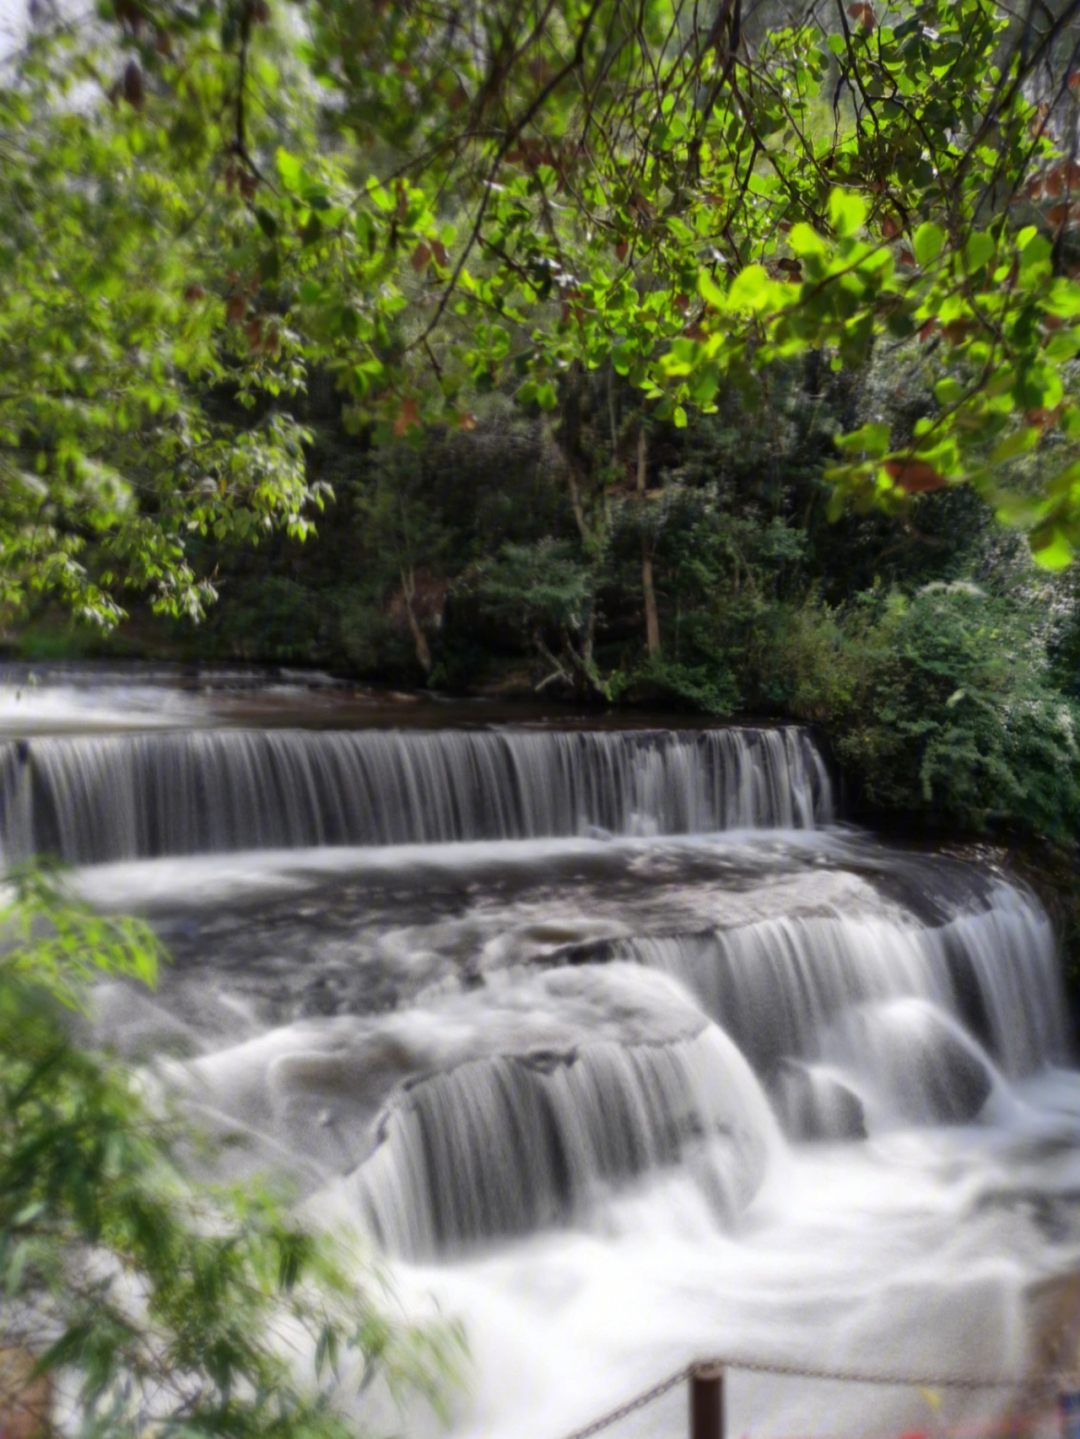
[689,1363,724,1439]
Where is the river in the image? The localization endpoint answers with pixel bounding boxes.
[2,665,1079,1439]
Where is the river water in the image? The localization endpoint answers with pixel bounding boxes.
[3,667,1080,1439]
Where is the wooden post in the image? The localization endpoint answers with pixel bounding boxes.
[689,1362,724,1439]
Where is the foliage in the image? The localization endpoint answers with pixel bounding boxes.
[0,866,462,1439]
[772,583,1080,837]
[8,0,1080,631]
[0,19,325,634]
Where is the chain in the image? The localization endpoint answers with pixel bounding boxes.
[553,1354,1062,1439]
[719,1354,1051,1393]
[556,1363,693,1439]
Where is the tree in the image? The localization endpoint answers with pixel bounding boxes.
[7,0,1080,633]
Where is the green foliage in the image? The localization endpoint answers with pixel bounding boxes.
[469,540,591,636]
[0,21,326,633]
[9,0,1080,633]
[770,583,1080,838]
[0,868,463,1438]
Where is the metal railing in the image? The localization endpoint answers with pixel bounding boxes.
[555,1353,1073,1439]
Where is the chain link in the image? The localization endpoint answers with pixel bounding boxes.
[553,1353,1062,1439]
[557,1364,693,1439]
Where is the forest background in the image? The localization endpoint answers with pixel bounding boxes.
[5,0,1080,879]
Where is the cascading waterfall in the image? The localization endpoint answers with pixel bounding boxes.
[5,683,1080,1439]
[355,1026,774,1256]
[603,891,1067,1085]
[0,724,831,863]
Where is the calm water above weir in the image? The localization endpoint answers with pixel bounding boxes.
[3,667,1080,1439]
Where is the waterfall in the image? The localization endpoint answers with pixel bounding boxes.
[354,1027,775,1257]
[0,725,832,864]
[11,672,1080,1439]
[604,885,1066,1083]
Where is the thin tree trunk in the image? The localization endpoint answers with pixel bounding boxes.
[400,565,432,674]
[637,426,661,659]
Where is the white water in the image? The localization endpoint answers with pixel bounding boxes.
[0,725,830,862]
[4,682,1080,1439]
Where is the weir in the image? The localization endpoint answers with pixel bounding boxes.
[0,724,831,863]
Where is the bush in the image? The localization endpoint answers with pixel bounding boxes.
[0,867,462,1439]
[836,585,1080,838]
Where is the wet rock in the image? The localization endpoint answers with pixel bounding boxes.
[826,999,995,1127]
[774,1059,867,1141]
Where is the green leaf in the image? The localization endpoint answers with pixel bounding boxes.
[727,264,773,311]
[1031,527,1075,570]
[913,223,945,267]
[828,188,867,239]
[275,148,303,191]
[989,428,1038,464]
[698,270,727,309]
[964,231,994,271]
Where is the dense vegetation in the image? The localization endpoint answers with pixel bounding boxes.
[5,0,1080,849]
[20,353,1080,847]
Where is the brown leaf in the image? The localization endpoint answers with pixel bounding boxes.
[1070,71,1080,93]
[885,460,946,494]
[458,413,478,432]
[431,240,449,267]
[115,0,143,32]
[183,283,206,303]
[226,295,246,324]
[881,213,900,239]
[393,397,420,438]
[411,242,432,273]
[122,59,144,110]
[846,3,876,28]
[776,257,802,275]
[918,319,937,343]
[900,248,915,265]
[239,172,257,200]
[1025,405,1063,429]
[246,318,263,352]
[615,240,629,263]
[942,319,977,344]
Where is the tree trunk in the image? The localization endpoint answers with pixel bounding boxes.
[637,426,661,659]
[400,566,432,674]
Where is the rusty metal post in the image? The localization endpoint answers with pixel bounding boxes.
[689,1363,724,1439]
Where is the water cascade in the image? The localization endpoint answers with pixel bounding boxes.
[4,682,1080,1439]
[0,724,831,862]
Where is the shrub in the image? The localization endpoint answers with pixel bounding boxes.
[836,585,1080,838]
[0,867,462,1439]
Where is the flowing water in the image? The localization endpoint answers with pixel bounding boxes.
[3,668,1080,1439]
